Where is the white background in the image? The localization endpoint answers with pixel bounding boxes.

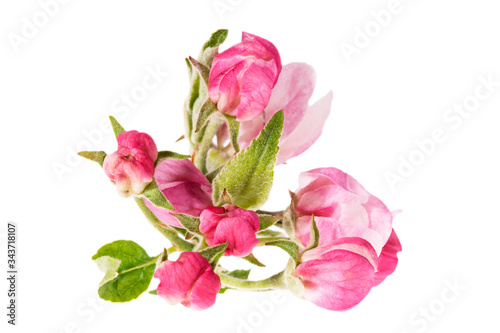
[1,0,499,332]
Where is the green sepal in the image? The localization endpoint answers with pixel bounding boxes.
[305,215,320,251]
[155,151,190,167]
[78,151,107,167]
[142,180,174,210]
[256,229,286,238]
[188,56,210,85]
[205,164,225,182]
[109,116,125,138]
[200,29,228,66]
[199,242,228,269]
[149,289,158,295]
[170,214,201,235]
[258,214,283,231]
[92,240,159,302]
[224,114,240,152]
[265,240,299,263]
[241,253,266,267]
[283,258,305,297]
[195,99,218,133]
[212,111,284,209]
[219,269,251,294]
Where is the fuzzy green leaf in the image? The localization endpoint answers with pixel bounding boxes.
[219,269,251,294]
[212,111,284,209]
[109,116,125,138]
[305,215,320,251]
[224,114,240,152]
[142,180,174,210]
[188,56,210,85]
[200,29,228,66]
[266,240,299,263]
[199,243,228,269]
[170,214,201,235]
[241,253,266,267]
[92,240,158,302]
[195,99,218,132]
[155,151,190,167]
[78,151,107,167]
[258,214,283,231]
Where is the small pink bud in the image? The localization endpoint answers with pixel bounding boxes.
[208,32,282,121]
[154,252,221,310]
[103,130,158,196]
[199,205,260,257]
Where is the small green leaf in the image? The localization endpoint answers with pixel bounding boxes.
[199,242,228,269]
[202,29,228,51]
[219,269,251,294]
[195,99,218,132]
[142,180,174,210]
[170,214,201,235]
[155,150,190,167]
[212,111,284,209]
[305,215,320,251]
[258,214,283,231]
[109,116,125,138]
[241,253,266,267]
[92,240,158,302]
[78,151,107,167]
[256,229,286,238]
[265,240,299,263]
[224,114,240,152]
[149,289,158,295]
[205,164,225,182]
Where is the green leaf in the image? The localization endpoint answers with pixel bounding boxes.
[199,242,228,269]
[212,111,284,209]
[265,240,299,263]
[142,180,174,210]
[258,214,283,231]
[149,289,158,295]
[241,253,266,267]
[200,29,228,66]
[188,56,210,85]
[78,151,107,167]
[305,215,320,251]
[219,269,251,294]
[92,240,159,302]
[109,116,125,138]
[224,114,240,152]
[195,99,218,132]
[256,229,286,238]
[155,150,190,167]
[170,214,201,235]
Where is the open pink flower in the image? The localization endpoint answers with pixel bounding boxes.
[294,237,378,311]
[154,252,221,310]
[199,205,260,257]
[293,167,393,255]
[103,130,158,196]
[208,32,282,121]
[144,159,212,228]
[218,63,332,164]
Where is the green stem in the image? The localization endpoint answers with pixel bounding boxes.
[217,269,287,291]
[134,197,195,252]
[256,209,285,217]
[193,116,224,174]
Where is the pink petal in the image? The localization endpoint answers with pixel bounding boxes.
[373,229,402,286]
[188,269,221,310]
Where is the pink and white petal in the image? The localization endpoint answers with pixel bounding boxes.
[373,229,402,286]
[275,91,333,165]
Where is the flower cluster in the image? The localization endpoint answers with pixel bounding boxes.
[80,29,401,312]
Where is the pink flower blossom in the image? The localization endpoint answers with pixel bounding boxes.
[293,167,393,255]
[373,229,402,286]
[144,159,212,228]
[199,205,260,257]
[294,237,378,311]
[103,130,158,196]
[208,32,282,121]
[218,63,332,164]
[154,252,221,310]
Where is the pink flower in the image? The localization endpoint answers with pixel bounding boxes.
[199,205,260,257]
[218,63,332,164]
[293,167,393,255]
[103,130,158,196]
[144,159,212,228]
[154,252,221,310]
[294,237,378,311]
[208,32,282,121]
[374,229,402,286]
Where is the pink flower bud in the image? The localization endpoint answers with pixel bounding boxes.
[373,228,402,286]
[154,252,221,310]
[103,130,158,196]
[208,32,282,121]
[292,167,393,255]
[294,237,378,311]
[144,159,213,228]
[199,205,260,257]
